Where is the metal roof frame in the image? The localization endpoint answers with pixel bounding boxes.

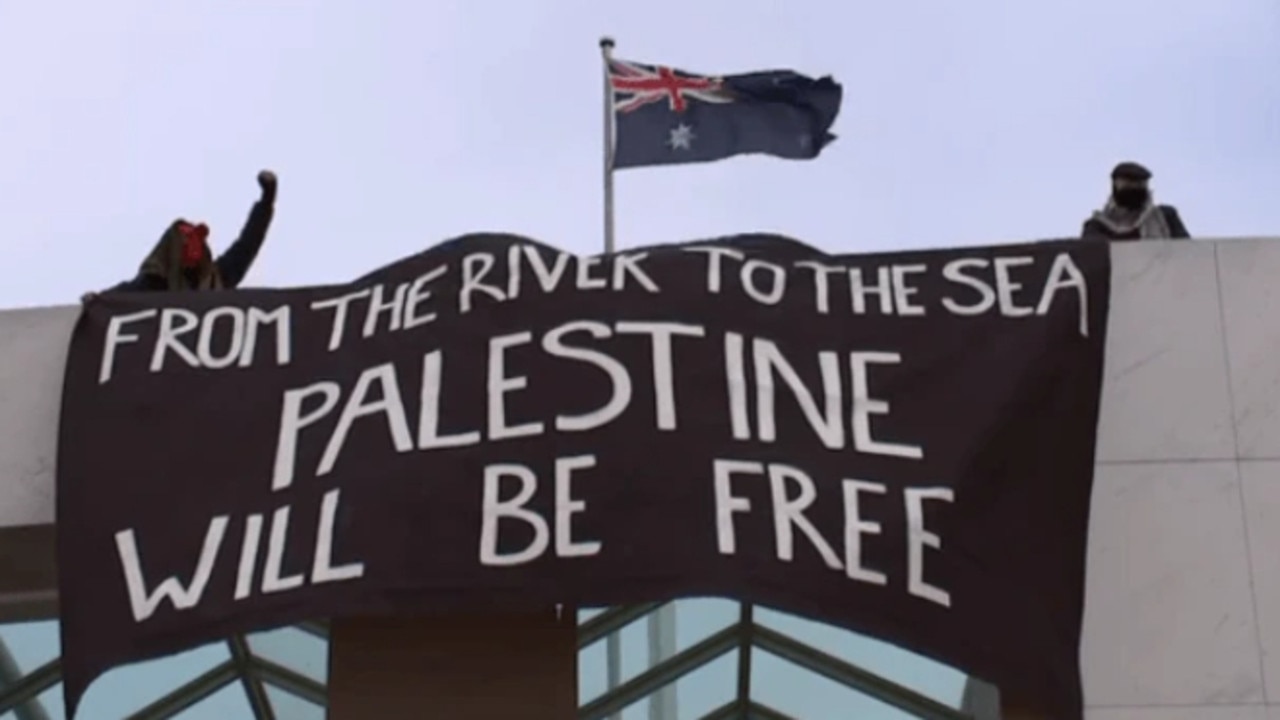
[0,602,988,720]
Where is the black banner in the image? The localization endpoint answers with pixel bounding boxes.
[57,233,1110,718]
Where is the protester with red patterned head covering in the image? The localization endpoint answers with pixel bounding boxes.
[82,171,277,300]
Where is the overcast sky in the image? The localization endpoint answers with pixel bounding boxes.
[1,0,1276,311]
[0,0,1275,716]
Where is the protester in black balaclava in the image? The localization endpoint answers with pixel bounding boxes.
[1081,162,1189,241]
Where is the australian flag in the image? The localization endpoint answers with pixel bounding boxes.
[608,57,843,170]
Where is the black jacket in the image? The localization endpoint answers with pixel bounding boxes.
[1081,204,1189,241]
[111,199,274,292]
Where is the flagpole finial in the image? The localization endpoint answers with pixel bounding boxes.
[599,36,615,50]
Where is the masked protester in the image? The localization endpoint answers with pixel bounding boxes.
[1081,162,1189,241]
[82,171,278,301]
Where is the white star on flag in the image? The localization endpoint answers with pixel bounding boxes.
[667,124,695,150]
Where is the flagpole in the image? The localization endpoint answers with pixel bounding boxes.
[597,42,623,719]
[600,36,617,254]
[598,37,677,720]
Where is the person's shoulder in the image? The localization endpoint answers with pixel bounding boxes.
[1156,204,1187,225]
[1080,217,1112,238]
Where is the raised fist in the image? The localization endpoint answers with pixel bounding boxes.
[257,170,278,199]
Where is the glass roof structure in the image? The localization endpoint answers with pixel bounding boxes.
[0,600,994,719]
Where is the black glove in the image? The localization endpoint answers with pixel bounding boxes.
[257,170,278,203]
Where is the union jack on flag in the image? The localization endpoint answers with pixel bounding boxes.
[608,59,734,114]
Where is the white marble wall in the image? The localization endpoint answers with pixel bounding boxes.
[1085,238,1279,719]
[0,304,73,528]
[1,239,1278,718]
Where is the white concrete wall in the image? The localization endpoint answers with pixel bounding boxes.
[1084,238,1279,720]
[0,304,73,528]
[1,239,1278,718]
